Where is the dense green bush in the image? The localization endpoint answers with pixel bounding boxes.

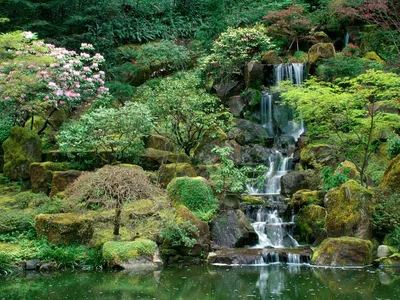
[0,210,35,235]
[387,133,400,159]
[159,221,198,248]
[0,251,14,274]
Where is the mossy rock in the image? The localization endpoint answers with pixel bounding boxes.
[158,163,197,187]
[194,127,228,165]
[30,162,70,194]
[196,164,219,180]
[241,195,265,205]
[313,31,331,43]
[102,239,159,269]
[364,51,384,63]
[325,180,373,239]
[290,189,324,211]
[2,127,42,180]
[300,143,342,168]
[294,205,326,244]
[380,153,400,193]
[244,60,264,89]
[35,213,94,245]
[140,148,191,171]
[311,237,373,266]
[260,50,283,65]
[334,160,359,180]
[49,170,82,198]
[308,43,336,65]
[167,176,217,212]
[376,253,400,267]
[146,134,175,152]
[176,205,211,256]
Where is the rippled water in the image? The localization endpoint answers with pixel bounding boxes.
[1,264,400,299]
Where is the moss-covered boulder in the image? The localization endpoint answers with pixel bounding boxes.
[325,180,373,239]
[380,154,400,192]
[334,160,359,180]
[145,134,175,152]
[294,205,326,244]
[140,148,191,171]
[211,210,258,248]
[167,177,217,212]
[260,50,283,65]
[229,119,270,145]
[311,237,373,266]
[194,127,228,165]
[308,43,336,65]
[241,195,265,205]
[175,206,211,256]
[376,253,400,267]
[30,162,69,194]
[158,163,197,187]
[35,213,94,245]
[290,189,324,211]
[281,171,310,197]
[364,51,384,63]
[2,127,42,180]
[102,239,162,269]
[244,60,264,89]
[49,170,82,198]
[300,143,342,168]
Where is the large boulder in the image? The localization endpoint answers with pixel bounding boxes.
[228,96,246,118]
[30,162,69,194]
[290,189,324,212]
[311,237,373,266]
[260,50,283,65]
[2,127,42,180]
[300,144,342,168]
[229,119,270,146]
[294,205,326,245]
[140,148,191,171]
[244,60,264,89]
[380,154,400,192]
[281,171,310,197]
[308,43,336,65]
[194,128,227,165]
[167,177,217,212]
[241,144,272,165]
[158,163,197,187]
[35,213,94,245]
[102,239,162,269]
[145,134,175,152]
[325,180,373,239]
[49,170,82,198]
[211,210,258,248]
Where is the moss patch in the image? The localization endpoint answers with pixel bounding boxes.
[102,239,157,264]
[30,162,70,194]
[241,195,265,205]
[158,163,197,187]
[290,189,323,211]
[295,205,326,244]
[380,153,400,192]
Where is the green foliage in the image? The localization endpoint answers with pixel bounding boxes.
[0,251,14,274]
[374,190,400,247]
[320,166,351,191]
[0,210,35,235]
[58,102,154,164]
[387,133,400,159]
[159,220,198,248]
[136,71,232,155]
[102,239,157,264]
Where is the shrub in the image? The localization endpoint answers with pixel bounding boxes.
[387,133,400,159]
[321,166,351,191]
[0,210,35,234]
[0,251,14,274]
[15,191,50,209]
[159,221,198,248]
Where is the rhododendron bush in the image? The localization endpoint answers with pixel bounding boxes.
[0,31,109,135]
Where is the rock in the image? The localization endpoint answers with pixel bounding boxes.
[364,51,384,63]
[308,43,336,65]
[294,205,326,244]
[260,50,283,65]
[49,170,82,198]
[195,164,218,180]
[325,180,373,239]
[30,162,69,194]
[334,160,359,180]
[207,248,262,265]
[194,127,227,165]
[211,210,258,248]
[167,177,217,212]
[39,261,57,271]
[376,253,400,267]
[25,259,41,270]
[35,213,94,245]
[102,239,161,269]
[214,81,242,100]
[377,245,391,258]
[241,144,272,164]
[230,119,269,145]
[222,194,240,209]
[244,60,264,89]
[380,154,400,193]
[140,148,191,171]
[241,195,265,205]
[313,31,331,43]
[311,237,373,266]
[175,206,211,256]
[290,189,324,211]
[158,163,197,188]
[300,143,342,168]
[227,140,242,165]
[145,134,175,152]
[2,127,42,180]
[228,96,246,118]
[281,171,310,197]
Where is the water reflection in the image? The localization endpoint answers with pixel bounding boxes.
[1,265,400,299]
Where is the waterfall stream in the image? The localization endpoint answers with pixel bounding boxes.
[248,63,306,263]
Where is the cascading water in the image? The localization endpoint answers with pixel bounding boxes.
[248,63,307,264]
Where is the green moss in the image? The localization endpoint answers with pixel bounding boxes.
[0,209,36,234]
[2,127,42,181]
[35,213,94,245]
[102,239,157,264]
[146,135,175,151]
[167,176,218,213]
[380,154,400,192]
[334,161,359,181]
[290,190,323,211]
[312,237,373,266]
[308,43,336,64]
[364,51,384,63]
[30,162,70,194]
[325,180,373,239]
[295,205,326,244]
[158,163,196,187]
[241,195,265,205]
[260,50,282,64]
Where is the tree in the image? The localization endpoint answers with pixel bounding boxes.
[135,72,232,156]
[280,70,400,188]
[57,102,154,164]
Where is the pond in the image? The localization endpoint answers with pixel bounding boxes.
[1,264,399,300]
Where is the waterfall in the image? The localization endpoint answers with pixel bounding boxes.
[345,32,350,47]
[273,63,305,85]
[261,92,274,135]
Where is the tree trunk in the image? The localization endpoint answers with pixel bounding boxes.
[113,200,122,236]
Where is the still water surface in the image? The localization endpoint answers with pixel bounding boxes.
[1,264,399,300]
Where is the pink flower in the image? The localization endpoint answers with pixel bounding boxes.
[55,90,63,96]
[83,66,91,72]
[73,71,81,76]
[48,82,57,88]
[93,74,100,79]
